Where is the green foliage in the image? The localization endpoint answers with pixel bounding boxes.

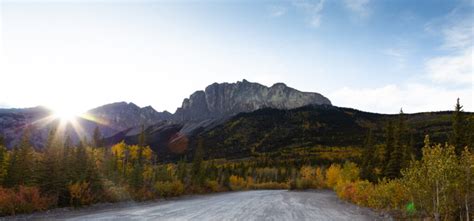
[450,98,468,155]
[402,141,471,220]
[191,139,205,186]
[4,129,35,187]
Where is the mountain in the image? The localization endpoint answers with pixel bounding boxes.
[0,102,171,148]
[0,106,52,148]
[86,102,172,131]
[173,79,331,122]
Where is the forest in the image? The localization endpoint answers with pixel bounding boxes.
[0,99,472,220]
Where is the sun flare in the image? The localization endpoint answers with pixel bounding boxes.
[51,106,82,122]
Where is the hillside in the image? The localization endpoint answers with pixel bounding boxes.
[115,105,472,162]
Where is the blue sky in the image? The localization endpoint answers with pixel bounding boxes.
[0,0,472,114]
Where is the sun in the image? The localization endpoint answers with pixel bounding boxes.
[51,106,81,122]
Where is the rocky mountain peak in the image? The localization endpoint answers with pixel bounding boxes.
[87,101,171,131]
[173,79,331,122]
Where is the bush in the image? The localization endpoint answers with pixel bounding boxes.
[335,180,373,206]
[251,182,288,189]
[325,164,342,188]
[229,175,246,191]
[204,180,222,192]
[0,186,54,216]
[69,182,94,207]
[101,179,131,202]
[133,187,155,201]
[367,179,409,210]
[154,180,184,198]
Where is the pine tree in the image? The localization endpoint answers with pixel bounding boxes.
[36,127,68,206]
[4,128,35,187]
[138,125,146,147]
[0,135,4,147]
[450,98,467,155]
[191,138,205,186]
[469,119,474,151]
[63,135,74,182]
[383,121,395,175]
[92,126,103,148]
[361,129,376,181]
[73,140,89,182]
[177,157,187,183]
[385,109,405,179]
[130,145,144,190]
[0,136,8,185]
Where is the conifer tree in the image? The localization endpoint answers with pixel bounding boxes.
[36,127,68,206]
[177,157,187,183]
[361,129,376,181]
[138,125,146,147]
[4,128,35,187]
[92,126,103,148]
[0,135,8,184]
[450,98,467,155]
[383,121,395,175]
[191,138,205,186]
[0,135,4,147]
[385,109,405,179]
[73,139,89,181]
[130,145,144,190]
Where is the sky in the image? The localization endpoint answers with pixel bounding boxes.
[0,0,472,114]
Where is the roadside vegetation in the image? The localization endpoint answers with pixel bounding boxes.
[0,99,472,220]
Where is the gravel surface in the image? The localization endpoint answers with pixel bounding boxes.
[3,190,388,221]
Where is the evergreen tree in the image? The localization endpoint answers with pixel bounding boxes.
[63,135,74,182]
[385,109,406,179]
[130,146,144,190]
[191,138,205,186]
[383,121,395,175]
[0,135,4,147]
[177,157,187,183]
[73,140,89,182]
[138,125,146,147]
[36,127,68,206]
[450,98,467,155]
[92,126,103,148]
[0,136,8,185]
[361,129,376,181]
[4,128,35,187]
[469,119,474,151]
[385,142,403,179]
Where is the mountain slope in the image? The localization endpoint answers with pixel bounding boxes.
[114,105,472,162]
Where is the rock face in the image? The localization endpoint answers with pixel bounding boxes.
[173,79,331,122]
[87,102,172,131]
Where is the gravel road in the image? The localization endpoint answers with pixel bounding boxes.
[5,190,387,221]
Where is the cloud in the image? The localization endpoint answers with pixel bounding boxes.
[343,0,371,19]
[330,83,472,113]
[268,5,287,18]
[292,0,325,28]
[441,19,473,51]
[424,15,473,85]
[425,48,472,85]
